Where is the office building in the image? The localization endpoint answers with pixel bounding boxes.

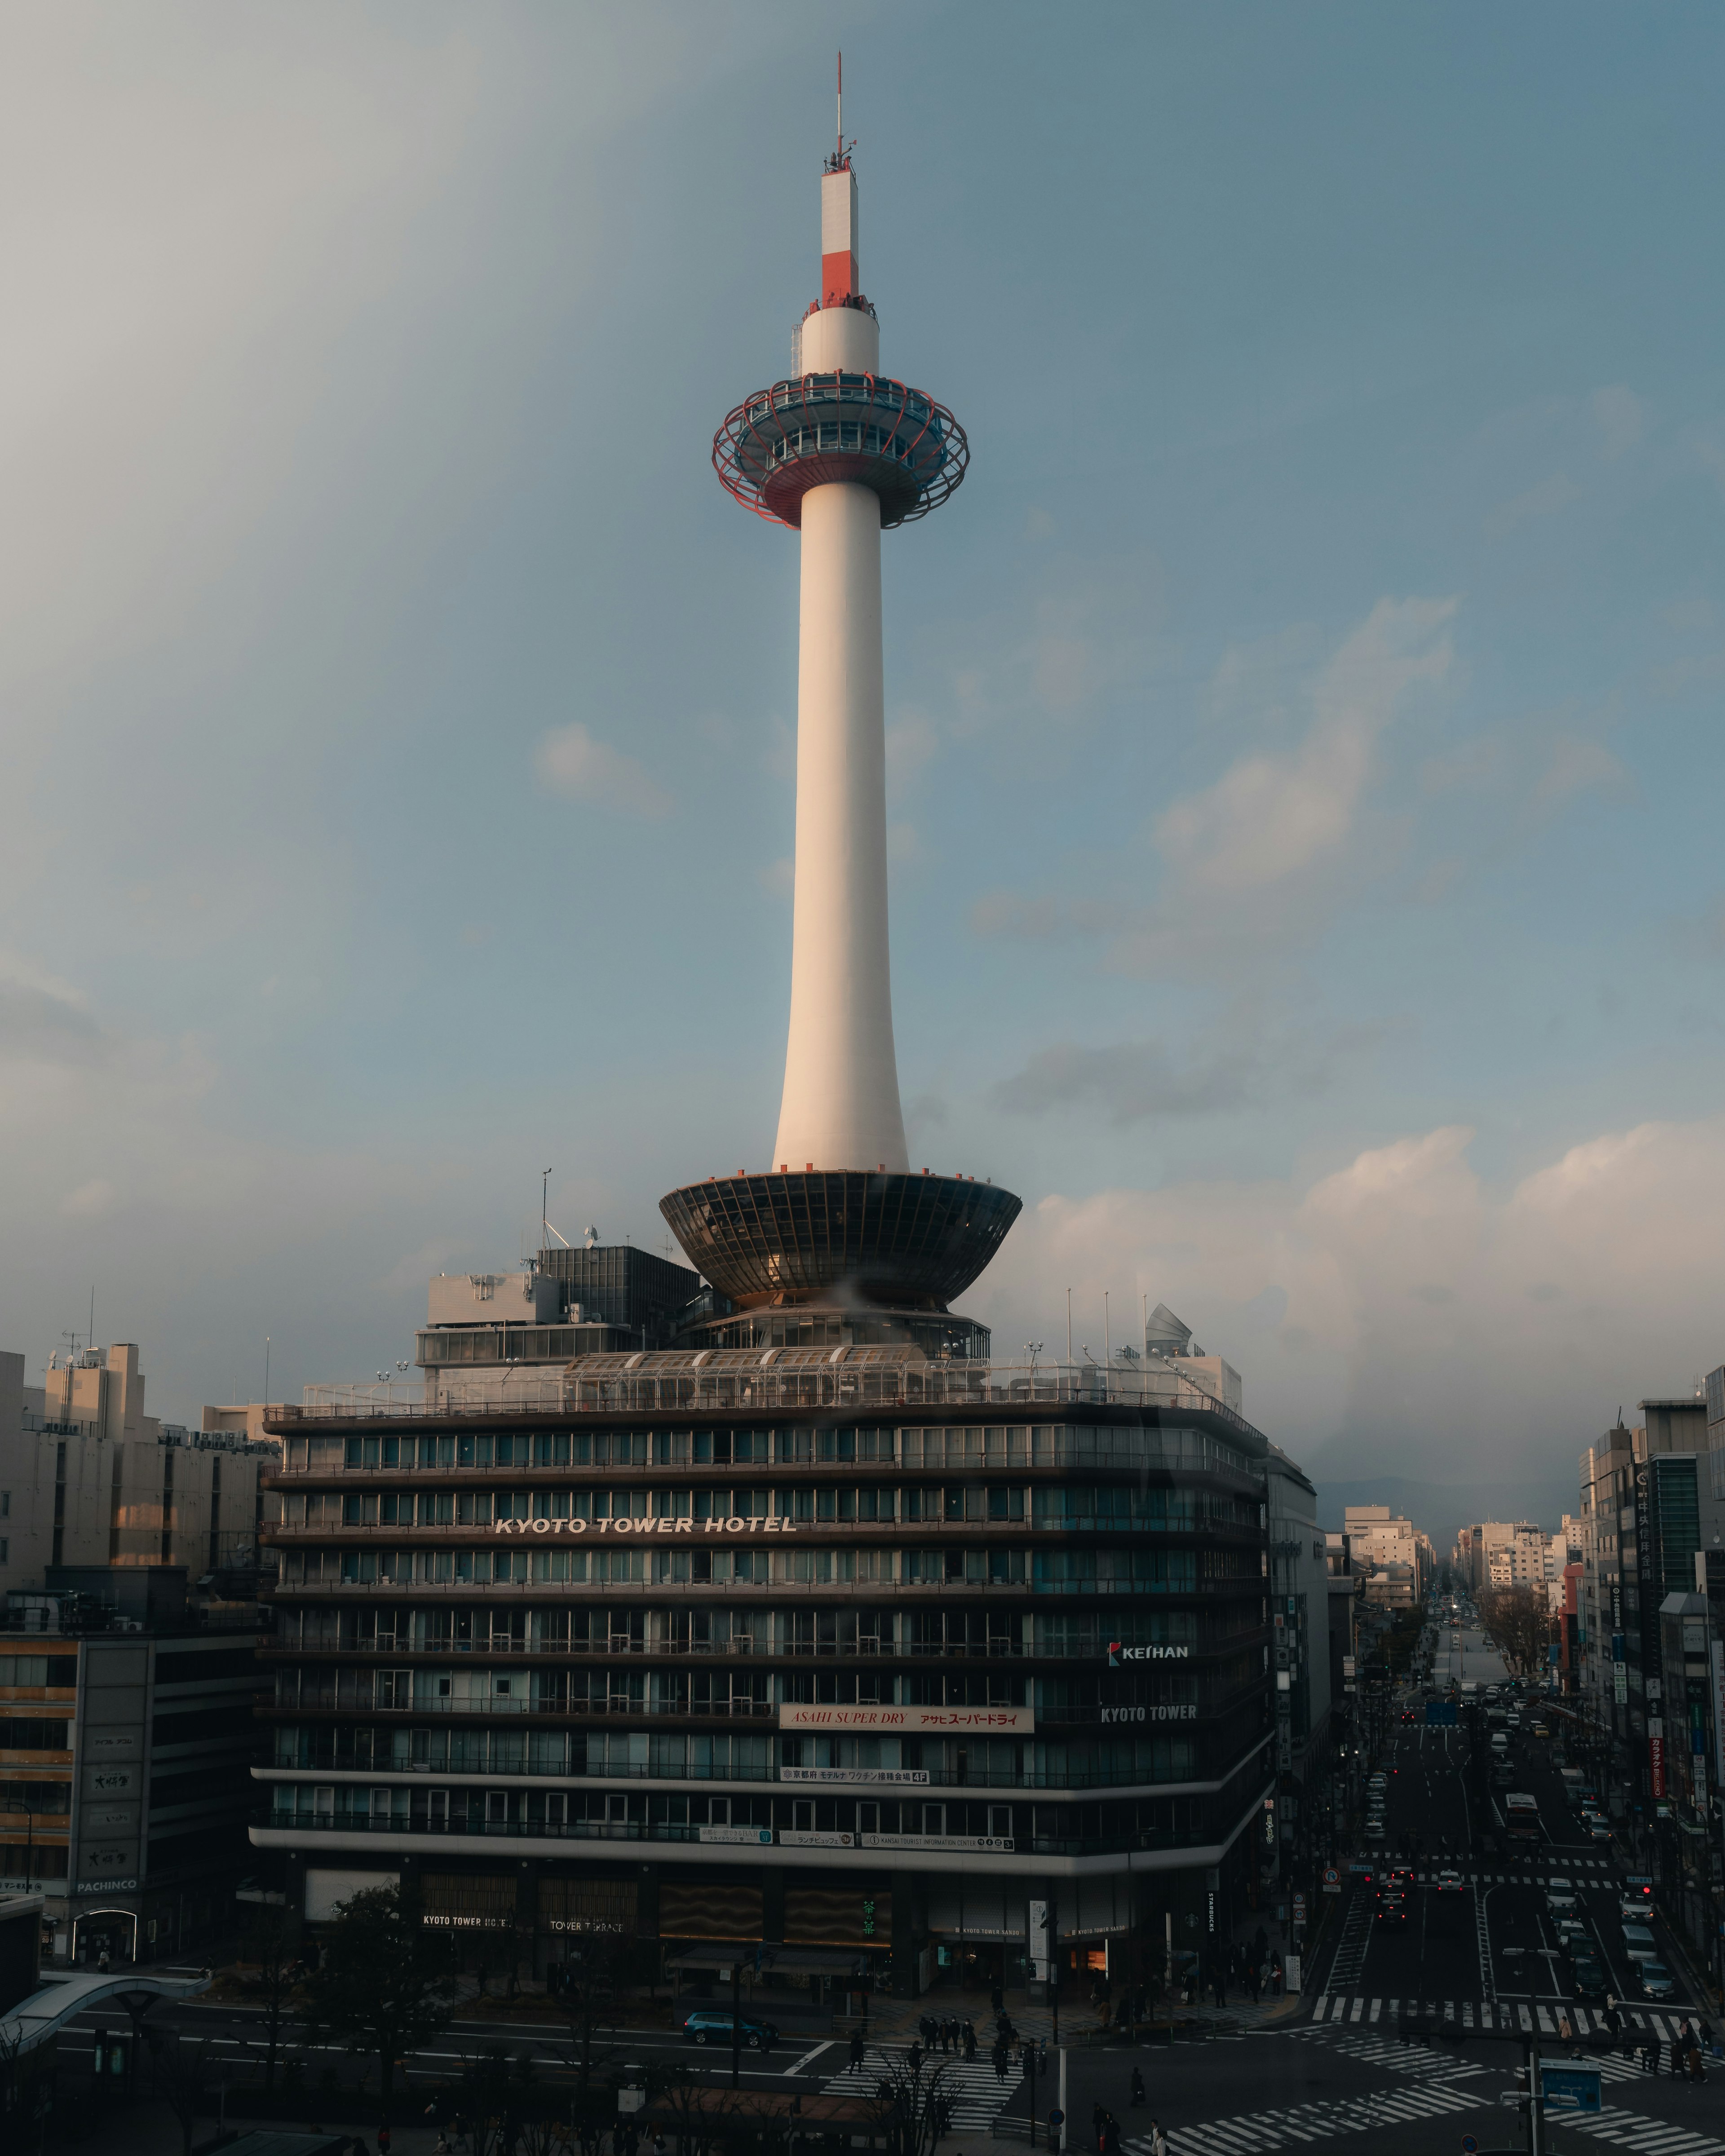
[0,1570,268,1964]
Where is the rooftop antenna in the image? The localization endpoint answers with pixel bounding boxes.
[542,1167,553,1256]
[837,50,842,166]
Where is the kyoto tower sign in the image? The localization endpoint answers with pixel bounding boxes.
[661,95,1019,1341]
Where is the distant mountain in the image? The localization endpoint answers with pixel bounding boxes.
[1315,1472,1577,1556]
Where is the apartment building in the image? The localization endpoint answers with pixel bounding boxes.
[0,1345,276,1597]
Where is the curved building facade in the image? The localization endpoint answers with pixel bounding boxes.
[256,1368,1272,1999]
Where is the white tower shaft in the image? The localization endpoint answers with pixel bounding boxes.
[770,182,908,1175]
[773,476,908,1173]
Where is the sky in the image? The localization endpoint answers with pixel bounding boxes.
[3,3,1723,1520]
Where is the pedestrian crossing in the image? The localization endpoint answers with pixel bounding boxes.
[1571,2116,1725,2156]
[1306,1996,1699,2044]
[1293,2022,1656,2085]
[1353,1856,1618,1883]
[1117,2077,1485,2155]
[822,2046,1024,2134]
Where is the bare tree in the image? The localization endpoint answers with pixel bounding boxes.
[237,1903,299,2091]
[147,2032,214,2156]
[1479,1584,1553,1677]
[864,2051,953,2156]
[549,1929,627,2099]
[0,2019,53,2150]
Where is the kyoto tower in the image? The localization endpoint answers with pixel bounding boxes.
[661,85,1021,1353]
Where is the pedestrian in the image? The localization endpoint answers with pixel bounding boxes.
[1672,2022,1692,2077]
[1641,2034,1661,2074]
[1129,2067,1145,2107]
[97,1948,111,1975]
[1247,1959,1261,2006]
[963,2021,977,2062]
[1149,2123,1168,2156]
[850,2030,867,2072]
[992,2042,1008,2085]
[378,2129,393,2156]
[909,2042,923,2077]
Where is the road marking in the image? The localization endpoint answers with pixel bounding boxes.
[784,2041,835,2076]
[1120,2078,1483,2155]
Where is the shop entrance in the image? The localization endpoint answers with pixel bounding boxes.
[74,1909,139,1966]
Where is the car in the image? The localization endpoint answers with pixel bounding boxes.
[1376,1894,1409,1925]
[1570,1957,1610,2001]
[1436,1869,1466,1894]
[1621,1923,1659,1962]
[1638,1961,1676,2001]
[1531,1723,1551,1738]
[1491,1765,1515,1787]
[682,2011,779,2051]
[1387,1865,1415,1888]
[1616,1896,1651,1924]
[1587,1820,1613,1842]
[1554,1917,1589,1951]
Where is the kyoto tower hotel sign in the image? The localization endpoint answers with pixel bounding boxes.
[663,102,1017,1334]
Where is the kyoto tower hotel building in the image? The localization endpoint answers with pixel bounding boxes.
[255,129,1280,2009]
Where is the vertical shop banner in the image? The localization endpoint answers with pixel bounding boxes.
[1649,1732,1666,1798]
[1712,1639,1725,1784]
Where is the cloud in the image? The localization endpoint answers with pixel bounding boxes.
[0,954,105,1066]
[61,1178,117,1218]
[973,1114,1725,1488]
[969,892,1126,942]
[1591,385,1645,461]
[1533,737,1632,807]
[993,1040,1255,1122]
[1152,597,1454,898]
[885,711,938,802]
[966,597,1457,983]
[1486,471,1583,537]
[535,723,672,818]
[991,1009,1393,1127]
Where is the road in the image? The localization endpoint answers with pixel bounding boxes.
[1308,1677,1697,2028]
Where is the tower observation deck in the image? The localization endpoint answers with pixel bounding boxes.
[663,137,1019,1347]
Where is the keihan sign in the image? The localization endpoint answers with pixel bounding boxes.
[1107,1643,1190,1665]
[494,1515,798,1537]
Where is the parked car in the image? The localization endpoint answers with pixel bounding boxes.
[1638,1961,1676,2001]
[683,2011,779,2051]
